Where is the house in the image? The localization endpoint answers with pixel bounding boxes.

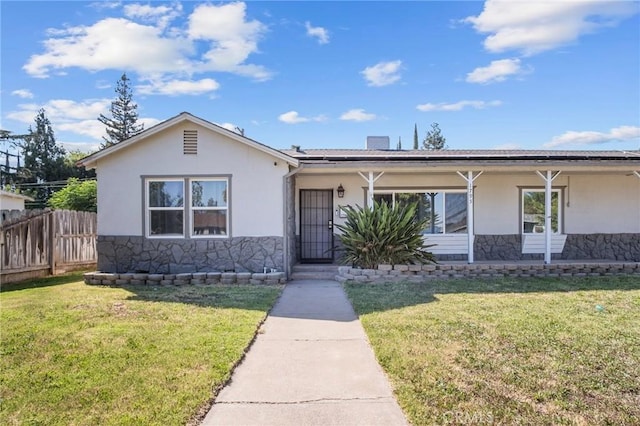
[78,112,640,277]
[0,190,34,211]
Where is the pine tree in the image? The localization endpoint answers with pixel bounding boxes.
[397,136,402,150]
[98,73,144,148]
[21,109,68,202]
[423,122,447,150]
[413,123,419,150]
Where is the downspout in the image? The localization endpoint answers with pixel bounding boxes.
[282,165,303,280]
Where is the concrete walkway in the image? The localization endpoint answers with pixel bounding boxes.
[201,280,407,426]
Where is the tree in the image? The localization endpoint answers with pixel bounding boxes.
[65,150,96,179]
[48,178,97,212]
[413,123,419,150]
[21,109,68,202]
[423,122,447,150]
[98,73,143,148]
[397,136,402,150]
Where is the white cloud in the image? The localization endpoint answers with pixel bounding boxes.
[123,3,182,30]
[416,100,502,112]
[544,125,640,148]
[361,60,402,87]
[6,98,159,142]
[137,78,219,96]
[23,2,270,82]
[12,89,34,99]
[305,21,329,44]
[464,0,639,55]
[340,109,377,122]
[188,3,270,80]
[278,111,326,124]
[466,58,523,84]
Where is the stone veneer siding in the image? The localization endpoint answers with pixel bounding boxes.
[97,235,284,274]
[472,234,640,262]
[336,262,640,283]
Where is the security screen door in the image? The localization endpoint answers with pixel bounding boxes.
[299,189,334,263]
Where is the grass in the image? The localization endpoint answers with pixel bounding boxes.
[0,272,281,425]
[345,276,640,425]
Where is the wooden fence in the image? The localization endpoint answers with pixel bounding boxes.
[1,209,97,284]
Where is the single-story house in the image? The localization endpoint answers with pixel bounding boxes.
[78,112,640,277]
[0,189,34,211]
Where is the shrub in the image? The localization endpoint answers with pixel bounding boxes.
[335,200,435,269]
[48,178,97,212]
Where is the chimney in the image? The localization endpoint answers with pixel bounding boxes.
[366,136,390,150]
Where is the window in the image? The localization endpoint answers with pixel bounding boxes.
[148,179,184,236]
[191,179,228,236]
[522,189,561,234]
[373,190,467,234]
[146,177,229,238]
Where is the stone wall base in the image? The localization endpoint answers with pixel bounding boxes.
[97,235,284,274]
[336,262,640,283]
[474,233,640,262]
[84,271,286,286]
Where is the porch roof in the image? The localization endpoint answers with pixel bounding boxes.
[281,148,640,173]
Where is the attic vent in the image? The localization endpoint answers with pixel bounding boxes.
[183,130,198,155]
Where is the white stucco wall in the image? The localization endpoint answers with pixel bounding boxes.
[96,122,289,236]
[0,193,27,210]
[296,170,640,235]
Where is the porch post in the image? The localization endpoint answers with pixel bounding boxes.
[457,171,483,263]
[358,171,384,209]
[535,170,561,264]
[634,171,640,180]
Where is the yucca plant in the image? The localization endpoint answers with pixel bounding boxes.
[335,200,436,269]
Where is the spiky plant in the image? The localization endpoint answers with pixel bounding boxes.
[335,200,436,269]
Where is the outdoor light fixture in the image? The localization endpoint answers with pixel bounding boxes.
[337,184,345,198]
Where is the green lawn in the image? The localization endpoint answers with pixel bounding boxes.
[345,277,640,425]
[0,273,281,425]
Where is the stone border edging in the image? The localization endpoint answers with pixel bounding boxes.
[335,262,640,283]
[83,271,286,286]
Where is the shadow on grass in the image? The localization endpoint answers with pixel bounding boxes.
[345,275,640,315]
[1,271,88,293]
[121,283,282,311]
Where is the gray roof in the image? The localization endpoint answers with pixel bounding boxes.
[280,148,640,162]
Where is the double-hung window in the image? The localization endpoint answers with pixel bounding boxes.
[521,189,561,234]
[191,179,228,237]
[146,177,229,238]
[373,190,467,234]
[147,179,185,237]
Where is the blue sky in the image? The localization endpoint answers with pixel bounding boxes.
[1,1,639,154]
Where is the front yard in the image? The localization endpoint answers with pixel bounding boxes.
[0,273,281,425]
[345,276,640,425]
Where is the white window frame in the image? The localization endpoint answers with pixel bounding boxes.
[146,178,185,238]
[190,178,229,239]
[521,188,562,234]
[372,189,468,235]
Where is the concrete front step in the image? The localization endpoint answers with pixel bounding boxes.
[290,272,339,281]
[292,264,340,272]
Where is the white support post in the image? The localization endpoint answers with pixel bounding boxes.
[358,171,384,209]
[535,170,561,264]
[457,171,483,263]
[634,171,640,180]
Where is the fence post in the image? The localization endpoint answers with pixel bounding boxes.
[49,211,56,275]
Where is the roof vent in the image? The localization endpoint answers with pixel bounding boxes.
[183,130,197,155]
[366,136,389,150]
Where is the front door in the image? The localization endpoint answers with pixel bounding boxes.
[300,189,334,263]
